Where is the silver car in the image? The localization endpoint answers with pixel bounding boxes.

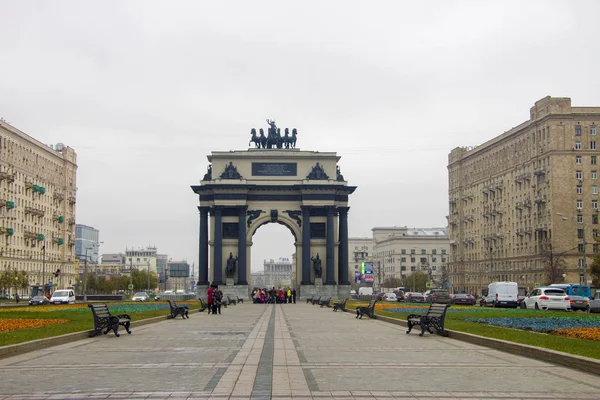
[523,287,570,311]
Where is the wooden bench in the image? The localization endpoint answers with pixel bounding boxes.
[88,303,131,337]
[227,296,237,306]
[168,300,189,319]
[236,296,244,304]
[356,299,378,319]
[199,298,208,312]
[311,296,322,305]
[332,298,348,312]
[306,295,314,304]
[406,303,450,337]
[319,297,332,308]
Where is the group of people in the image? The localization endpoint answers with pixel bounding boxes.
[206,284,224,315]
[252,287,296,304]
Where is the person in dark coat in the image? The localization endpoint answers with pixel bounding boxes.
[291,288,297,304]
[207,284,215,314]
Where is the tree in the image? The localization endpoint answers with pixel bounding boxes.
[432,265,450,289]
[590,253,600,287]
[540,240,567,285]
[400,271,428,292]
[383,277,403,289]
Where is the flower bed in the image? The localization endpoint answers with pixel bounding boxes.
[553,328,600,341]
[464,317,600,332]
[0,318,69,333]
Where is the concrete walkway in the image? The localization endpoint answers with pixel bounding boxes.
[0,303,599,399]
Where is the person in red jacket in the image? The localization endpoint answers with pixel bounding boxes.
[207,284,215,315]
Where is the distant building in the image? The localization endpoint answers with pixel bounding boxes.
[372,227,450,289]
[348,237,373,284]
[125,246,158,274]
[260,258,293,288]
[157,254,168,290]
[75,224,100,263]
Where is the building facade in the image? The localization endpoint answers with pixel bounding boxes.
[0,120,77,291]
[371,227,449,289]
[125,246,158,275]
[258,258,293,288]
[348,237,373,284]
[448,96,600,295]
[167,260,190,292]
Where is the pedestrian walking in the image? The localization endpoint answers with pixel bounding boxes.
[292,288,296,304]
[15,293,20,304]
[212,285,223,315]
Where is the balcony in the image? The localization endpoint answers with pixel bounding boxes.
[516,228,525,236]
[515,201,523,209]
[24,181,33,190]
[53,191,64,201]
[68,195,76,204]
[53,214,65,223]
[68,238,75,246]
[24,206,45,217]
[449,219,457,225]
[68,217,75,225]
[525,227,533,235]
[534,167,546,176]
[535,224,548,232]
[0,171,15,183]
[462,215,474,222]
[482,186,490,194]
[524,199,532,208]
[0,227,14,236]
[24,231,44,241]
[514,175,523,183]
[495,182,504,191]
[449,198,457,205]
[534,195,547,204]
[522,172,531,181]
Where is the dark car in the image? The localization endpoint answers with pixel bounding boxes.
[393,290,405,301]
[405,292,427,303]
[28,295,50,306]
[569,295,589,311]
[426,289,452,304]
[451,293,476,305]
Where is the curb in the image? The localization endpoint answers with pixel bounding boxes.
[0,315,170,360]
[343,307,600,377]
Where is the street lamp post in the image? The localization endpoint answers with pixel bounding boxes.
[83,242,103,302]
[558,213,587,285]
[42,239,46,290]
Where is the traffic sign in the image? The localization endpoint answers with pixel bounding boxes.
[425,282,432,288]
[534,282,540,288]
[128,284,134,290]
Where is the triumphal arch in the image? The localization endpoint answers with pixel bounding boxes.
[191,120,356,300]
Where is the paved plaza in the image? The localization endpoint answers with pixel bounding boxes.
[0,303,599,400]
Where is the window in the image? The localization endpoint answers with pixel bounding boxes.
[576,171,583,180]
[410,249,416,255]
[593,156,597,165]
[401,257,406,262]
[410,257,415,262]
[575,141,581,150]
[594,171,598,180]
[420,257,427,263]
[595,229,600,239]
[578,228,584,239]
[421,249,426,255]
[594,186,598,195]
[592,141,597,150]
[578,214,583,223]
[576,156,582,164]
[401,249,406,254]
[593,200,598,209]
[592,126,597,136]
[576,125,582,136]
[577,185,583,194]
[410,266,416,271]
[401,266,406,271]
[578,244,585,253]
[594,244,599,254]
[432,266,437,271]
[432,257,437,262]
[432,249,437,255]
[593,214,598,224]
[441,249,447,254]
[577,200,583,209]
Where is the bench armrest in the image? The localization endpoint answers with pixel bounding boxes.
[116,314,131,320]
[406,314,422,320]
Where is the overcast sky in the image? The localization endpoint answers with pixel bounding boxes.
[1,1,600,273]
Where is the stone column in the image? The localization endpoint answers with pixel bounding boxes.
[198,206,209,285]
[325,206,336,285]
[237,205,248,285]
[338,207,350,284]
[213,206,223,285]
[301,206,311,284]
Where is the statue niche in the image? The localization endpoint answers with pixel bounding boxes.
[225,252,238,279]
[311,253,322,279]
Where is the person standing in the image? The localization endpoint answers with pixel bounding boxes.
[15,293,20,304]
[286,288,292,304]
[207,284,215,315]
[212,285,223,315]
[291,288,297,304]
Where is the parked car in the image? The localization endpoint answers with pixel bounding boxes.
[132,292,150,302]
[392,290,405,301]
[405,292,427,303]
[28,295,50,306]
[523,287,571,311]
[383,293,398,301]
[587,292,600,313]
[426,289,452,304]
[517,295,526,308]
[483,282,519,308]
[451,293,476,305]
[569,295,589,312]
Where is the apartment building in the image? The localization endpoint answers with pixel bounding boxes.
[0,120,77,290]
[448,96,600,294]
[371,227,449,288]
[125,246,158,274]
[348,237,373,283]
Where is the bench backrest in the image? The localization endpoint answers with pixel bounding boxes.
[168,299,179,308]
[368,299,377,309]
[426,303,450,317]
[89,303,111,319]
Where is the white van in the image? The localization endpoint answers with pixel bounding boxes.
[484,282,518,308]
[50,289,76,304]
[358,287,374,296]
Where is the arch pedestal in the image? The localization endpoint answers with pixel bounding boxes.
[191,149,356,300]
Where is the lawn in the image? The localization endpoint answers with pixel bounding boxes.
[0,301,200,347]
[349,300,600,360]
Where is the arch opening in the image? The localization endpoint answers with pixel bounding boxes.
[250,223,296,287]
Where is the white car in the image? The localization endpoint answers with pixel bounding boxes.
[383,293,398,301]
[132,292,150,302]
[523,287,571,311]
